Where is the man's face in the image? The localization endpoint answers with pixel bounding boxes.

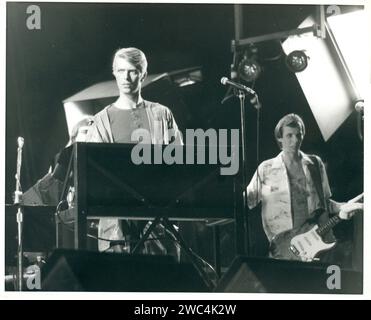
[278,125,303,153]
[113,57,145,95]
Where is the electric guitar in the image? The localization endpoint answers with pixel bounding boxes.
[269,193,363,262]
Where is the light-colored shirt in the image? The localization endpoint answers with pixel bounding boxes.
[86,100,183,145]
[246,151,332,242]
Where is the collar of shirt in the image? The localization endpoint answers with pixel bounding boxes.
[271,151,315,169]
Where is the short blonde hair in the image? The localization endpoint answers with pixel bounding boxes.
[112,47,148,74]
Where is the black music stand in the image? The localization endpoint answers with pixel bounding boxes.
[58,142,239,289]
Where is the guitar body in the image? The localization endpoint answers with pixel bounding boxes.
[270,220,336,262]
[269,193,363,262]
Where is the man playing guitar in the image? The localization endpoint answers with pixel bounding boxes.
[245,113,362,263]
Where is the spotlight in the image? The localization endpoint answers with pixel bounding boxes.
[237,45,262,83]
[238,56,262,83]
[286,50,308,72]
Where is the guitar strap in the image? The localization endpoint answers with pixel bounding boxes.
[307,155,326,212]
[307,155,336,243]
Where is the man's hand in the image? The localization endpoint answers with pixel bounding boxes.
[339,202,363,220]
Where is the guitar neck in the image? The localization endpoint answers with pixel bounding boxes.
[348,193,364,204]
[316,215,341,236]
[317,192,363,236]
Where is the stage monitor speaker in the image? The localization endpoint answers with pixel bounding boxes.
[41,249,209,292]
[215,256,362,294]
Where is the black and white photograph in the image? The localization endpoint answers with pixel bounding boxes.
[4,1,367,298]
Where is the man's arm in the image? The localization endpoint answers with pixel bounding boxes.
[328,199,344,214]
[336,193,364,220]
[85,120,103,142]
[328,194,364,220]
[245,166,263,209]
[85,108,113,143]
[338,202,364,220]
[165,108,183,145]
[318,156,363,220]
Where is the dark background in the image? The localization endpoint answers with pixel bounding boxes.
[6,3,364,266]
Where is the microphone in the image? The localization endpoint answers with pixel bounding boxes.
[220,77,256,95]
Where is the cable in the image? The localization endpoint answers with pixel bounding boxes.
[55,200,119,244]
[186,247,219,281]
[53,148,120,246]
[56,204,219,282]
[164,227,219,281]
[55,203,183,250]
[54,147,74,248]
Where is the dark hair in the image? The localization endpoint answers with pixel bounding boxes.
[274,113,305,148]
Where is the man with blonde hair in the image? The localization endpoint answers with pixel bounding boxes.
[87,47,182,145]
[86,47,182,255]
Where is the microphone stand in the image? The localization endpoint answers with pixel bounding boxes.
[236,89,249,256]
[221,77,262,256]
[14,137,24,291]
[234,89,261,256]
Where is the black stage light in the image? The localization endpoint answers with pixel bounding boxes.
[286,50,308,72]
[237,45,262,83]
[238,56,261,83]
